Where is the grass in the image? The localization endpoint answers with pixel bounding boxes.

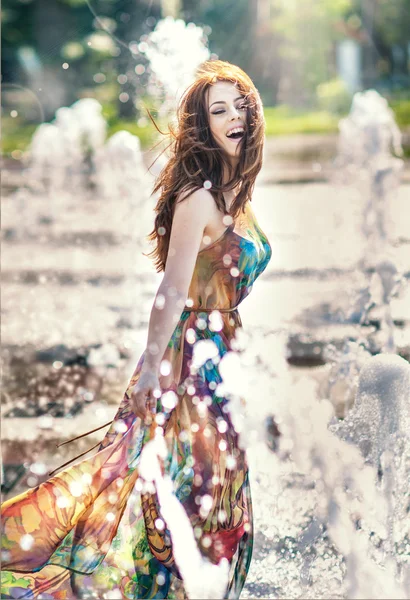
[2,102,409,157]
[264,105,340,135]
[1,114,164,157]
[107,119,161,148]
[389,99,410,128]
[1,118,38,155]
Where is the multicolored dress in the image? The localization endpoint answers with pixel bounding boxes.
[1,200,272,599]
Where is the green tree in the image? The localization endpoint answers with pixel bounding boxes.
[180,0,259,91]
[356,0,410,85]
[2,0,160,121]
[270,0,353,106]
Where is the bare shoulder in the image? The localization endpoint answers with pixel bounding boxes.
[174,187,215,222]
[176,186,215,208]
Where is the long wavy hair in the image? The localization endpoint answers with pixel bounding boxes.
[146,59,265,272]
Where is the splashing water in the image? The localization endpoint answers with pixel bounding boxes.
[94,131,145,200]
[325,90,407,410]
[331,354,410,583]
[28,98,106,196]
[140,17,210,114]
[139,433,230,599]
[7,99,152,371]
[336,89,403,263]
[220,328,409,599]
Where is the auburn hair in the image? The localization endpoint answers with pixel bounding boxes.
[146,59,265,272]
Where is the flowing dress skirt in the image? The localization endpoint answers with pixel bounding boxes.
[1,309,253,599]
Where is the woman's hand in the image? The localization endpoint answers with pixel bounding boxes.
[129,369,161,423]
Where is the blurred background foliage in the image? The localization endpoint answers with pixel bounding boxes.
[2,0,410,155]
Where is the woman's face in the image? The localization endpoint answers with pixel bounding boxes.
[207,81,247,161]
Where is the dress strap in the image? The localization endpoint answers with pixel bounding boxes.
[56,421,113,447]
[48,441,101,476]
[48,421,113,476]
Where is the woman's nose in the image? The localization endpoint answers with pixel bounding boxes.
[229,106,241,119]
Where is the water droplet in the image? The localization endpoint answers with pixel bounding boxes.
[194,473,203,486]
[114,420,127,433]
[218,509,227,523]
[179,430,188,442]
[30,462,47,475]
[219,440,227,451]
[69,482,83,497]
[161,390,178,410]
[217,420,228,433]
[186,328,196,344]
[226,455,237,470]
[209,310,223,332]
[82,473,92,485]
[155,412,166,425]
[20,534,34,551]
[155,294,165,310]
[57,496,69,508]
[196,317,207,330]
[160,359,171,376]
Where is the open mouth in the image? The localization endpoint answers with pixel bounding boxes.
[226,128,245,141]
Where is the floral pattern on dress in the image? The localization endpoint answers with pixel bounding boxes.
[1,201,271,599]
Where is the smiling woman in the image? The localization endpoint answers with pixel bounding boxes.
[1,60,271,600]
[208,83,247,156]
[148,59,266,271]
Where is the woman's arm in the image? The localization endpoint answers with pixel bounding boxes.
[129,188,215,420]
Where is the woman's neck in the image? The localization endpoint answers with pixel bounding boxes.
[221,159,241,210]
[222,159,240,186]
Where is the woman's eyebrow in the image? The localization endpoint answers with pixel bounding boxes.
[209,96,243,108]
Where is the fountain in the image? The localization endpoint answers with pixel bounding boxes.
[28,98,106,197]
[324,90,406,414]
[2,18,409,598]
[1,97,153,435]
[219,326,410,598]
[140,16,210,114]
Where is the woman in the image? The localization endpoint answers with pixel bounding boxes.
[1,60,272,599]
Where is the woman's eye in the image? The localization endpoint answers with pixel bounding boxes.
[212,105,246,115]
